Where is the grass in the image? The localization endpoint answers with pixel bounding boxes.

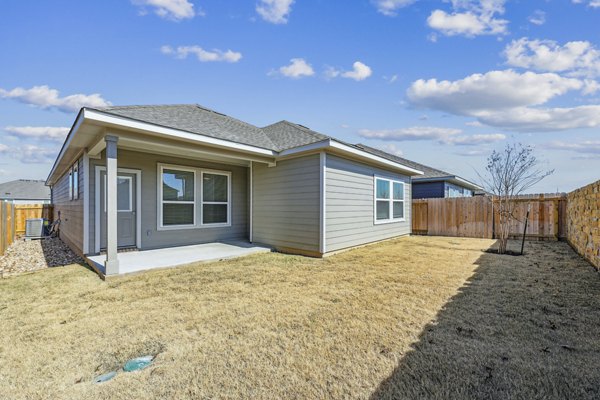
[0,236,599,399]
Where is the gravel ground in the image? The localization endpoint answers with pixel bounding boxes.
[0,237,84,278]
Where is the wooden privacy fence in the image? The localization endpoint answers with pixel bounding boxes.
[0,202,14,256]
[0,203,53,256]
[412,194,567,241]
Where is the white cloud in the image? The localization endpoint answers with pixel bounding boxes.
[427,0,508,37]
[273,58,315,79]
[161,45,242,63]
[342,62,373,81]
[375,143,405,157]
[358,126,505,146]
[445,133,506,145]
[359,126,462,141]
[572,0,600,8]
[17,145,58,164]
[326,61,373,81]
[408,69,583,115]
[454,149,488,156]
[504,38,600,78]
[4,126,69,141]
[256,0,294,24]
[0,144,8,154]
[477,105,600,131]
[528,10,546,26]
[132,0,195,21]
[0,85,111,113]
[372,0,417,16]
[544,139,600,155]
[407,69,600,131]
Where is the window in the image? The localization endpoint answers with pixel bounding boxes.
[68,169,73,200]
[374,177,405,223]
[72,161,79,200]
[160,167,195,227]
[201,172,230,225]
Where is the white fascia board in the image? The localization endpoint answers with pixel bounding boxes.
[329,141,424,175]
[46,110,85,185]
[278,139,424,176]
[414,176,483,191]
[84,109,276,157]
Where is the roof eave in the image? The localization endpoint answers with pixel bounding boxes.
[279,139,424,175]
[413,176,483,191]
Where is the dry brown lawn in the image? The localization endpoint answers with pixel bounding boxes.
[1,236,599,399]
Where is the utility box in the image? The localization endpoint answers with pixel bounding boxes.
[25,218,45,238]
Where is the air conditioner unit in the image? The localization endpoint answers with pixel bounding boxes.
[25,218,45,238]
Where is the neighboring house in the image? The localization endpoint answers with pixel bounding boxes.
[46,104,423,276]
[355,144,482,199]
[0,179,51,204]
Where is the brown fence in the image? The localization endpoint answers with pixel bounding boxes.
[0,203,53,256]
[412,194,567,241]
[0,202,15,256]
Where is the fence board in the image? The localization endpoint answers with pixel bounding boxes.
[13,204,53,236]
[412,194,566,241]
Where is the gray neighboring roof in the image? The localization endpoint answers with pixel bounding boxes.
[0,179,50,200]
[261,120,330,151]
[354,143,482,189]
[93,104,277,150]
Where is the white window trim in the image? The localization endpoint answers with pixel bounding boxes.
[373,176,406,225]
[157,163,232,231]
[200,170,232,227]
[158,164,197,230]
[69,168,73,201]
[103,175,133,212]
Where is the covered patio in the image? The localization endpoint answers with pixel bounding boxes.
[86,241,271,277]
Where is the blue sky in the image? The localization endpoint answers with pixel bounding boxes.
[1,0,599,192]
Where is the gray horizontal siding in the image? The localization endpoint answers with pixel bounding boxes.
[52,158,84,254]
[325,155,411,252]
[89,149,249,253]
[252,154,320,253]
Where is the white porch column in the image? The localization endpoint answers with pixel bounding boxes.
[104,135,119,275]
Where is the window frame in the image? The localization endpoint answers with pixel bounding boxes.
[72,161,79,200]
[373,176,406,225]
[157,163,232,231]
[158,164,197,230]
[200,170,232,227]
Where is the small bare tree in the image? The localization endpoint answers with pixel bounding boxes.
[479,143,553,254]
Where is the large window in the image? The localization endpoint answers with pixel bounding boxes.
[374,177,405,224]
[160,167,195,227]
[202,172,230,225]
[158,164,231,229]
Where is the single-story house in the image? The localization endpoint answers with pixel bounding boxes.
[46,104,423,277]
[0,179,51,204]
[355,144,483,199]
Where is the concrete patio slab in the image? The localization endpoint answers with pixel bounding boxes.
[86,241,271,277]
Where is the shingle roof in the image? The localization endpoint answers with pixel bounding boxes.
[354,144,455,179]
[93,104,277,150]
[261,120,330,151]
[0,179,50,200]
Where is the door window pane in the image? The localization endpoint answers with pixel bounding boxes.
[163,169,194,201]
[203,173,228,202]
[117,177,131,211]
[393,201,404,219]
[376,201,390,220]
[163,203,194,225]
[376,179,390,199]
[393,182,404,200]
[202,204,228,224]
